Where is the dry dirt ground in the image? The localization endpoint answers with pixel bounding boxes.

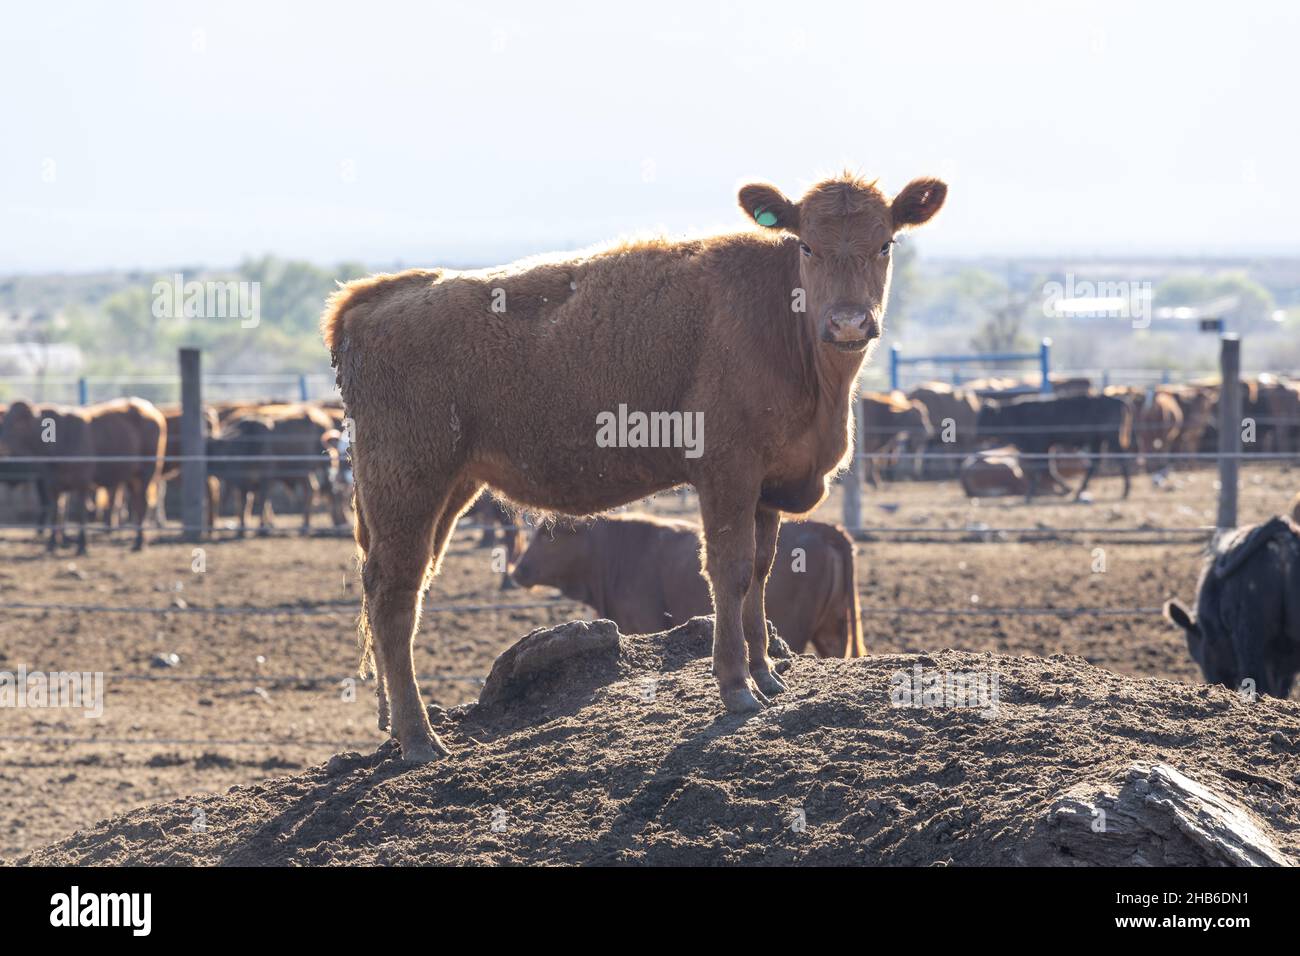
[2,464,1297,863]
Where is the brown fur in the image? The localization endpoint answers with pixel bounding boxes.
[1135,390,1184,473]
[511,514,864,657]
[1291,491,1300,525]
[323,171,945,759]
[1165,385,1214,457]
[858,390,933,485]
[156,405,221,528]
[1,401,96,554]
[907,382,981,479]
[208,404,340,535]
[84,398,167,551]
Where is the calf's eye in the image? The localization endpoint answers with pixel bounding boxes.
[799,242,813,258]
[879,240,895,258]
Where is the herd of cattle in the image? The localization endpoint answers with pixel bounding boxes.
[0,375,1297,706]
[861,373,1300,499]
[0,372,1297,555]
[0,397,350,553]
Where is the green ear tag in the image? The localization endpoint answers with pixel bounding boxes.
[754,208,778,227]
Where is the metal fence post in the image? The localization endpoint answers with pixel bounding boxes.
[889,344,901,392]
[77,377,89,406]
[842,397,863,532]
[1039,338,1052,393]
[298,374,309,402]
[1216,335,1241,532]
[180,349,205,542]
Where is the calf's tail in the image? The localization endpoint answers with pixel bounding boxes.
[353,484,376,678]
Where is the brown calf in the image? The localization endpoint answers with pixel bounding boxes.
[512,514,864,657]
[323,171,946,760]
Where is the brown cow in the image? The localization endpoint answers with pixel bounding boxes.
[1166,385,1214,461]
[209,403,339,534]
[84,398,167,551]
[323,171,947,760]
[464,493,526,590]
[1,401,96,554]
[907,382,980,479]
[1291,491,1300,524]
[1255,375,1300,455]
[1134,389,1183,475]
[858,391,932,485]
[155,404,221,529]
[958,445,1082,498]
[511,514,864,658]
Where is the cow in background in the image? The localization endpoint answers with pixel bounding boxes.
[976,394,1133,499]
[907,382,980,479]
[1164,516,1300,698]
[155,404,221,528]
[858,391,933,485]
[1,401,96,554]
[464,493,525,589]
[84,398,167,551]
[1134,389,1183,476]
[511,514,864,657]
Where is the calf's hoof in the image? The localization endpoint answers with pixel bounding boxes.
[399,731,451,763]
[751,667,787,697]
[720,682,769,714]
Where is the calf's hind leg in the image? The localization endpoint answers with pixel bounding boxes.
[360,474,481,762]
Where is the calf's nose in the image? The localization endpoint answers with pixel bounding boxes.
[826,309,880,343]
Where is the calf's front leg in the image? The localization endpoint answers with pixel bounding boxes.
[742,505,786,697]
[698,478,768,714]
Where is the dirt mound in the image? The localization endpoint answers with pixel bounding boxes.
[17,618,1300,866]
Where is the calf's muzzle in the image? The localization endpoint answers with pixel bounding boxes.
[823,308,880,351]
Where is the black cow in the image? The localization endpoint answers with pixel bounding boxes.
[1164,516,1300,698]
[975,394,1132,499]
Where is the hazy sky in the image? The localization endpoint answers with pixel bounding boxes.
[3,0,1297,272]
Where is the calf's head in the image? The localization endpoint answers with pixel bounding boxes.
[511,523,589,591]
[740,173,946,352]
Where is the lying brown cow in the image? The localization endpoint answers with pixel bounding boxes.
[959,445,1086,498]
[512,514,864,657]
[325,170,947,760]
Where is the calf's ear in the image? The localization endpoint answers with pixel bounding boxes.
[891,177,947,229]
[739,183,799,232]
[1163,598,1196,632]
